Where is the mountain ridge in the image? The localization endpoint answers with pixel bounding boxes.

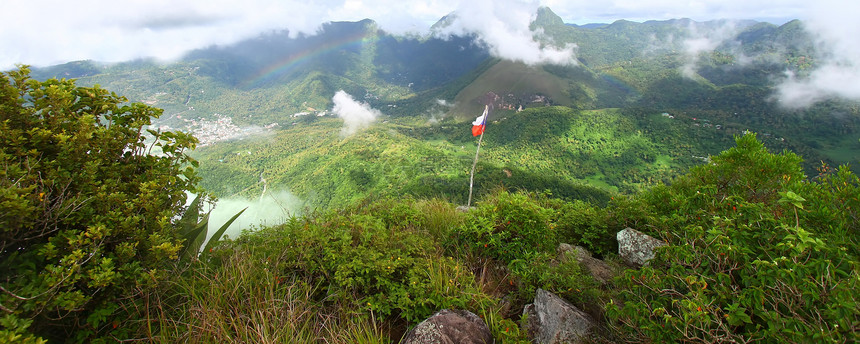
[27,9,859,206]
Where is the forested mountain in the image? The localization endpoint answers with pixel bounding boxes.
[29,7,859,209]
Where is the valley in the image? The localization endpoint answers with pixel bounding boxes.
[36,19,859,213]
[5,4,859,343]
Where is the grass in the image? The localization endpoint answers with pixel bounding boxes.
[585,173,619,193]
[137,193,605,343]
[820,136,860,165]
[150,251,320,343]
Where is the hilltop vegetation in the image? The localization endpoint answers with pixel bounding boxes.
[0,68,200,343]
[6,6,860,342]
[129,136,860,344]
[3,53,859,343]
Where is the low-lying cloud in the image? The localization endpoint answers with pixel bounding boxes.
[774,0,860,108]
[1,1,842,70]
[679,20,744,79]
[426,98,456,123]
[434,0,577,66]
[206,189,303,243]
[332,90,382,136]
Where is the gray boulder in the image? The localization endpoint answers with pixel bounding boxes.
[401,309,492,344]
[523,289,594,344]
[557,243,615,285]
[617,227,666,267]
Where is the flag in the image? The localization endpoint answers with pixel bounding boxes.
[472,105,488,136]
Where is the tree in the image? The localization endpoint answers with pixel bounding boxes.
[0,66,199,341]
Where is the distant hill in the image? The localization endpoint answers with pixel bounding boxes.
[29,7,859,207]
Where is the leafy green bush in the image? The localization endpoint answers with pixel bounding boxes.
[215,199,492,324]
[607,134,859,343]
[508,252,598,310]
[0,67,199,341]
[547,199,614,257]
[449,191,605,317]
[453,191,558,263]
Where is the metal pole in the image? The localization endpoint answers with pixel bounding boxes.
[467,106,488,208]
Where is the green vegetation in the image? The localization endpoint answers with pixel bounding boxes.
[0,67,199,342]
[105,134,860,343]
[607,134,858,342]
[7,11,860,343]
[2,70,857,342]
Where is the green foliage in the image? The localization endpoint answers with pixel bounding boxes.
[509,252,599,310]
[175,194,246,262]
[549,199,614,257]
[212,198,493,324]
[147,248,339,343]
[450,190,605,313]
[454,191,558,263]
[14,16,860,342]
[0,67,199,341]
[607,134,859,343]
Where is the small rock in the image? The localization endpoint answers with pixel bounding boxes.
[557,244,615,285]
[455,205,475,212]
[617,228,666,267]
[401,309,492,344]
[523,289,594,344]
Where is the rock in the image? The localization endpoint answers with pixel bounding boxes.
[557,244,615,285]
[401,309,492,344]
[523,289,594,344]
[617,227,666,267]
[455,205,475,213]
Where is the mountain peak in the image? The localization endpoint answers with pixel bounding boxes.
[533,6,565,27]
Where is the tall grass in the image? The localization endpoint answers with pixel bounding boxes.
[134,193,593,344]
[146,249,388,343]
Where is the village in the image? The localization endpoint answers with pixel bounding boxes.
[155,113,278,147]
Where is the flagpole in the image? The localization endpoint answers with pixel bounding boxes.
[467,106,488,208]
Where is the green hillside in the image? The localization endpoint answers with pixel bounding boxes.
[5,72,857,342]
[29,10,860,209]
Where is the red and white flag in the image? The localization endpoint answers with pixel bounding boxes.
[472,105,488,136]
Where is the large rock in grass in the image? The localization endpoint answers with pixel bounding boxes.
[523,289,595,344]
[557,243,615,285]
[401,309,492,344]
[617,227,666,267]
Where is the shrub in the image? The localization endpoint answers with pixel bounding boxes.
[607,134,859,343]
[550,199,614,257]
[453,191,557,263]
[0,67,199,341]
[217,199,492,324]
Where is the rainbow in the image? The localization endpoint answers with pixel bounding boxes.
[599,73,639,97]
[239,31,378,88]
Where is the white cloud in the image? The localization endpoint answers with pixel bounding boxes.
[427,98,456,123]
[543,0,808,25]
[774,0,860,108]
[206,189,303,242]
[1,0,349,68]
[0,0,844,70]
[332,90,382,136]
[434,0,577,65]
[678,21,744,79]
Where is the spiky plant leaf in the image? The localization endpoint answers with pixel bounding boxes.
[179,213,209,262]
[200,207,247,259]
[178,194,204,236]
